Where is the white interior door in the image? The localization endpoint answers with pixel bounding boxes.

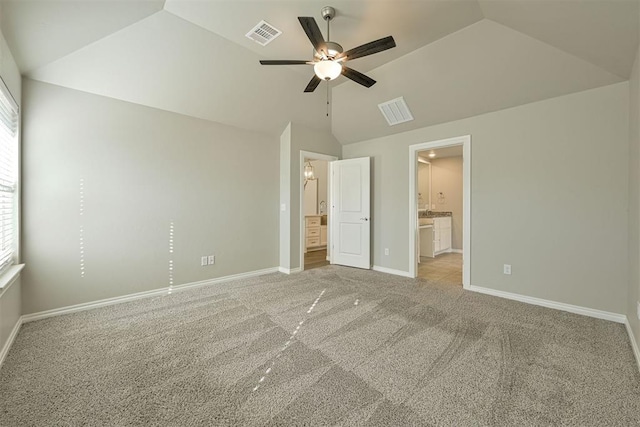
[330,157,371,269]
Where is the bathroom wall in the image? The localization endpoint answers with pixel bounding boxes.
[417,162,430,209]
[310,159,328,214]
[431,156,463,250]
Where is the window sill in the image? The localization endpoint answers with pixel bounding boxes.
[0,264,24,295]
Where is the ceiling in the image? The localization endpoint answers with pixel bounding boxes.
[419,146,463,161]
[1,0,638,143]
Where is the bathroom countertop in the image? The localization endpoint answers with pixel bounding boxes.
[418,211,452,218]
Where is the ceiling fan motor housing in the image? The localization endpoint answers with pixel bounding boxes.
[324,41,343,58]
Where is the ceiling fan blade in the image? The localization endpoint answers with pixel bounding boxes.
[338,36,396,61]
[304,75,322,93]
[341,66,376,88]
[298,17,326,55]
[259,60,311,65]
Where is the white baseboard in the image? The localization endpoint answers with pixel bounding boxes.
[22,267,279,323]
[450,249,463,254]
[372,265,413,278]
[625,318,640,373]
[467,285,626,323]
[278,266,301,274]
[0,316,22,368]
[173,267,278,291]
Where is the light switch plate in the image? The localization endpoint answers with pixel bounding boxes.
[503,264,511,275]
[201,256,208,266]
[637,301,640,320]
[208,255,215,265]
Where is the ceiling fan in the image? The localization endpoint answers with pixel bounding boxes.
[259,6,396,92]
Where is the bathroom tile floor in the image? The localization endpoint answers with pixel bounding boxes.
[418,252,462,286]
[304,249,329,270]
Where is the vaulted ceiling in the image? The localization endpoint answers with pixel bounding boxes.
[1,0,638,144]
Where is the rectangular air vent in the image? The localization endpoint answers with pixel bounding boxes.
[378,96,414,126]
[245,20,282,46]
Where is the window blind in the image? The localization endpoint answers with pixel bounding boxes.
[0,78,18,272]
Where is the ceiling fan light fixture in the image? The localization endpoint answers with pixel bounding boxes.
[314,60,342,80]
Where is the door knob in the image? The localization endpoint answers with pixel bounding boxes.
[360,217,369,221]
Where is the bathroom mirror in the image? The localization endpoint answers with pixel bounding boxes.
[417,157,431,210]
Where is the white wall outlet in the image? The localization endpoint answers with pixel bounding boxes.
[503,264,512,275]
[637,301,640,320]
[208,255,215,265]
[384,248,389,256]
[201,256,208,266]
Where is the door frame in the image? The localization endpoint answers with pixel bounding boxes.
[299,151,338,272]
[408,135,471,288]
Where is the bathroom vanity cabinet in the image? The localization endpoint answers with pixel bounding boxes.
[433,217,452,254]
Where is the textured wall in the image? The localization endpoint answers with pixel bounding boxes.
[628,33,640,359]
[0,25,22,360]
[344,83,629,314]
[280,123,341,271]
[21,79,280,314]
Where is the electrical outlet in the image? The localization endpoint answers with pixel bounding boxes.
[637,301,640,320]
[201,256,208,266]
[208,255,215,265]
[384,248,389,256]
[503,264,511,275]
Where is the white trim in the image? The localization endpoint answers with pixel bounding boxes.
[278,266,302,275]
[409,135,471,289]
[372,265,413,278]
[0,316,21,367]
[172,267,279,291]
[0,264,24,296]
[450,249,463,254]
[625,318,640,373]
[467,284,626,323]
[299,151,338,273]
[22,267,279,323]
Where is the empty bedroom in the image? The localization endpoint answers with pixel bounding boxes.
[0,1,639,425]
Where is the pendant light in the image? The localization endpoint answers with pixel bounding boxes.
[304,161,315,180]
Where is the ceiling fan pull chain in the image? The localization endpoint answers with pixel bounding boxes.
[326,81,330,117]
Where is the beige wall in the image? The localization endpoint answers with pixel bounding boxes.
[431,157,463,250]
[0,24,22,362]
[417,163,430,209]
[310,159,328,214]
[343,83,629,314]
[628,33,640,356]
[279,124,292,269]
[0,277,20,359]
[21,79,280,314]
[280,123,340,271]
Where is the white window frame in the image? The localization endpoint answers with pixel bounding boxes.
[0,76,19,277]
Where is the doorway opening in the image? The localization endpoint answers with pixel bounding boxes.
[300,151,337,272]
[408,136,471,288]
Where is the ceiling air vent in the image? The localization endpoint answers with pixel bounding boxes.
[378,96,414,126]
[246,20,282,46]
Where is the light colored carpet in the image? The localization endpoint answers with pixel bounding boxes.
[1,265,639,426]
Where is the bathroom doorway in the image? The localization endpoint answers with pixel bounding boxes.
[417,146,463,284]
[408,136,471,288]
